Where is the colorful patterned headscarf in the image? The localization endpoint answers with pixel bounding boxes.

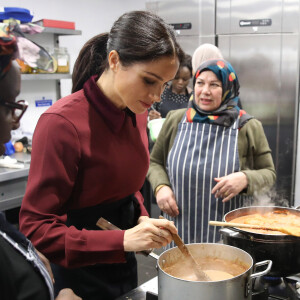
[0,25,18,79]
[187,59,252,127]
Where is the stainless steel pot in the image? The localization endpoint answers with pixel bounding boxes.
[157,243,272,300]
[221,206,300,277]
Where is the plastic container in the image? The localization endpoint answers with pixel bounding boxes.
[54,47,70,73]
[147,118,166,142]
[37,47,57,73]
[0,7,34,23]
[4,141,15,155]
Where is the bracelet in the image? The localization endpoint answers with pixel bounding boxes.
[155,184,167,196]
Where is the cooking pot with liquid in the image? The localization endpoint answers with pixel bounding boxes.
[157,243,272,300]
[221,206,300,277]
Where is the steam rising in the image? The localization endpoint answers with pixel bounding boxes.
[244,186,290,207]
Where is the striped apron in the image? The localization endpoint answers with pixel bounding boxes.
[166,115,247,244]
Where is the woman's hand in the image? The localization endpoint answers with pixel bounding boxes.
[156,186,179,217]
[211,172,248,202]
[148,109,161,120]
[56,288,82,300]
[123,217,177,252]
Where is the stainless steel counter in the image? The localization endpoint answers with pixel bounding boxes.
[0,153,31,211]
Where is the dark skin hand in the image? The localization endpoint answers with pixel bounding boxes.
[148,109,161,120]
[36,250,82,300]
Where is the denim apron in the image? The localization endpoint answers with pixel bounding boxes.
[52,195,140,300]
[166,115,246,244]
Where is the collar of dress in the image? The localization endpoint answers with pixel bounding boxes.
[83,75,136,133]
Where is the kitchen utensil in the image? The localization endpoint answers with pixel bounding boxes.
[157,243,272,300]
[209,220,300,237]
[96,217,159,260]
[96,217,122,231]
[158,215,210,281]
[221,206,300,277]
[147,118,166,142]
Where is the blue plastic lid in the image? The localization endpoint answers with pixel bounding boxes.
[4,141,15,156]
[0,7,34,23]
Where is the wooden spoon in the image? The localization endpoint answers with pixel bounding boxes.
[209,220,300,237]
[159,216,211,281]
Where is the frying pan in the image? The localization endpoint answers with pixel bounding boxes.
[221,206,300,277]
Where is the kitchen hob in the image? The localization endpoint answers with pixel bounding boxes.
[252,276,300,300]
[116,275,300,300]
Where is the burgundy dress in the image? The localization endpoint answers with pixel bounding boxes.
[19,75,149,299]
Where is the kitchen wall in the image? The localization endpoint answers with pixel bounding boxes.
[2,0,147,138]
[145,0,300,206]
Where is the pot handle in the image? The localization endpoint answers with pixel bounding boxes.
[250,260,273,279]
[245,260,272,297]
[220,228,244,238]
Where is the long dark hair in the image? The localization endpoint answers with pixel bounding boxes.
[72,10,184,93]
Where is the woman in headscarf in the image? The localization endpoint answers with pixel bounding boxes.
[147,59,276,243]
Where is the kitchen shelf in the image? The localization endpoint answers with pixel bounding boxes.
[21,28,81,82]
[28,27,82,36]
[21,73,72,80]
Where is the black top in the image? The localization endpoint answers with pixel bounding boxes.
[153,86,191,118]
[0,213,52,300]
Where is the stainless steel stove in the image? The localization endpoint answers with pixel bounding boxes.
[252,276,300,300]
[116,275,300,300]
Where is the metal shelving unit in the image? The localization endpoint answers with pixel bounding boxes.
[23,27,81,96]
[41,27,82,36]
[21,73,72,80]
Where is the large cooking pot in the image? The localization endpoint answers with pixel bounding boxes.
[221,206,300,277]
[157,243,272,300]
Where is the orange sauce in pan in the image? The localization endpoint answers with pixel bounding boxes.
[163,257,249,281]
[229,210,300,235]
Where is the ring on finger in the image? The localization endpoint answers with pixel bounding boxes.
[224,191,229,196]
